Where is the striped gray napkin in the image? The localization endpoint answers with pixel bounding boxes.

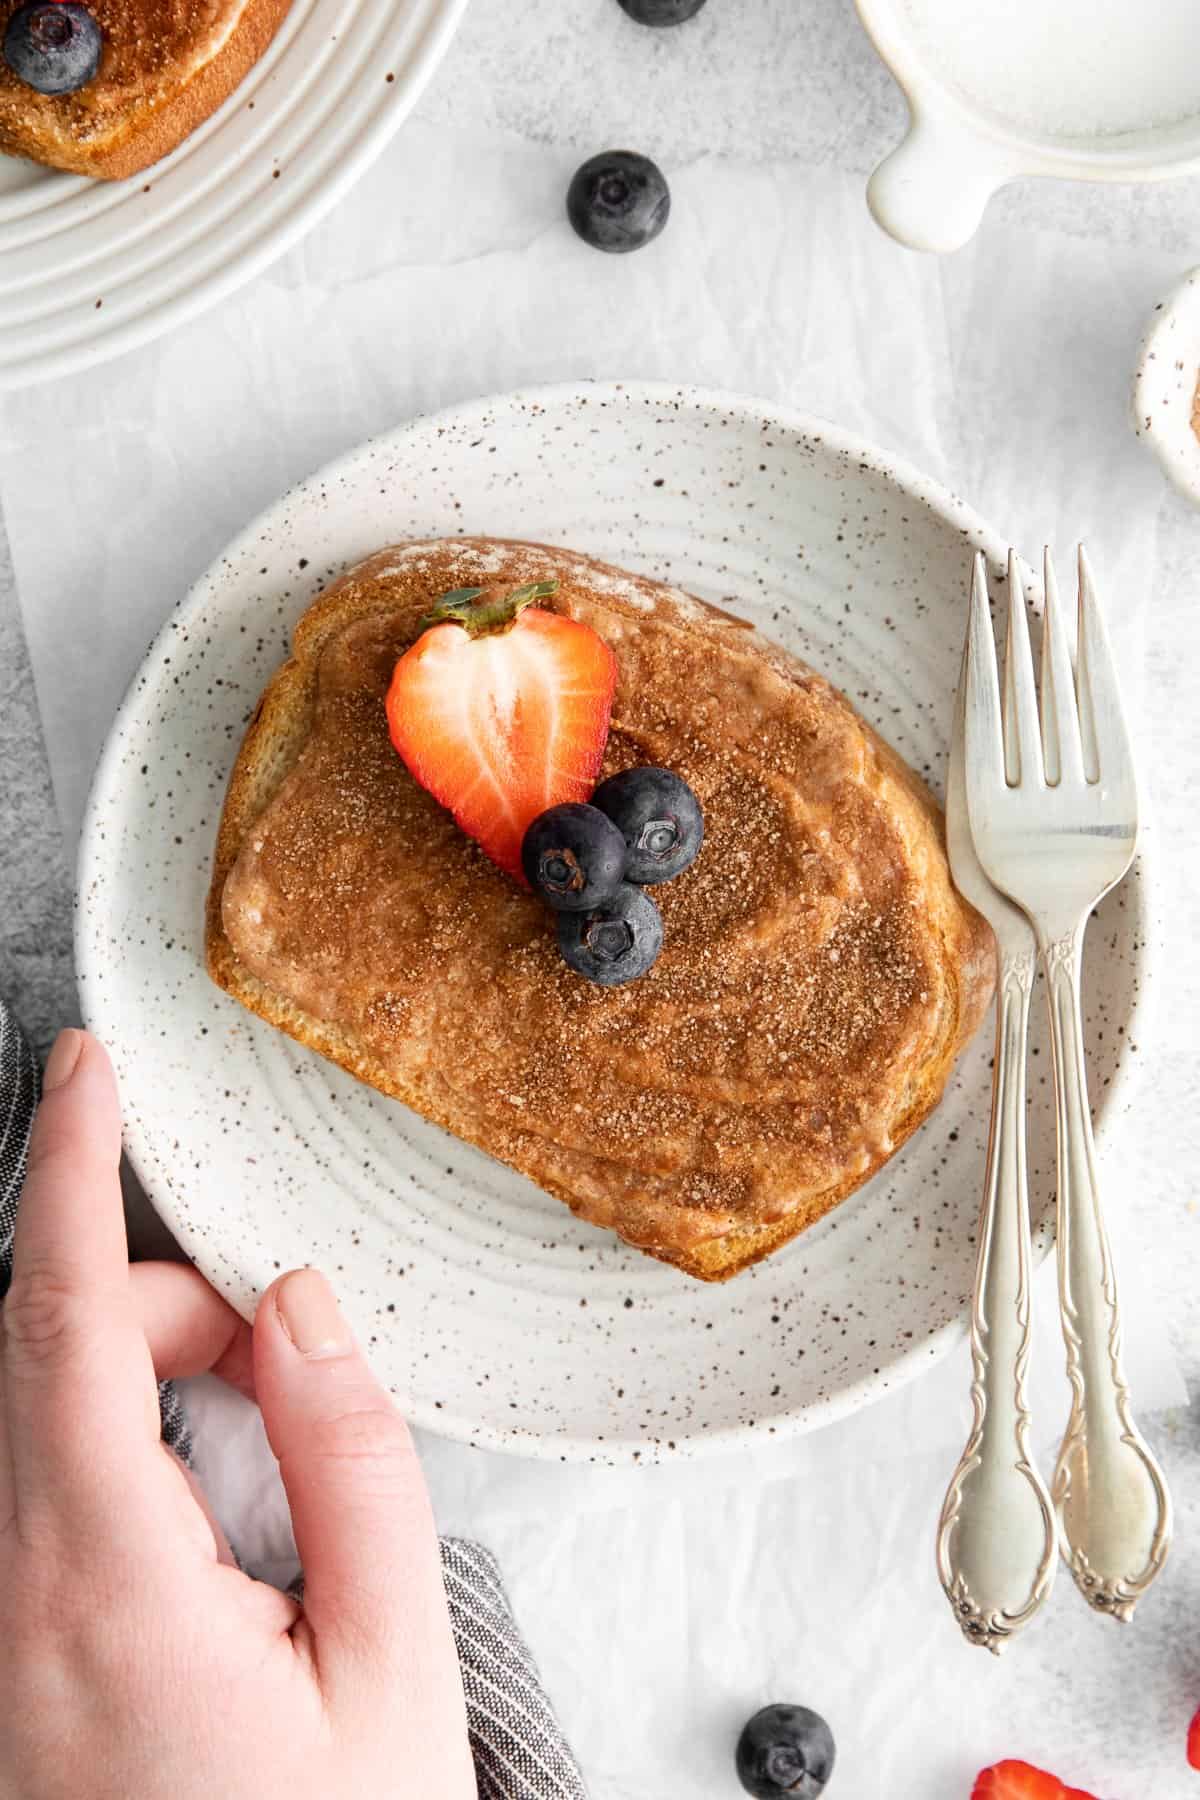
[0,1000,586,1800]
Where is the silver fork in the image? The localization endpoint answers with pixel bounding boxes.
[963,545,1172,1621]
[936,552,1058,1653]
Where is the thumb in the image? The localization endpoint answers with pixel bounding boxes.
[253,1270,458,1697]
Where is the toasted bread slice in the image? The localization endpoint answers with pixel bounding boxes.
[208,539,994,1280]
[0,0,293,180]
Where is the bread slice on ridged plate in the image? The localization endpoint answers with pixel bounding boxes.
[0,0,294,179]
[207,537,994,1281]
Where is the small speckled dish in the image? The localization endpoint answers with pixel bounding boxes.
[77,383,1152,1464]
[1133,266,1200,504]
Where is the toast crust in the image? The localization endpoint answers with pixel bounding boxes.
[207,539,995,1281]
[0,0,293,179]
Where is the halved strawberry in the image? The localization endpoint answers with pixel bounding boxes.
[972,1760,1099,1800]
[1188,1705,1200,1769]
[386,579,617,883]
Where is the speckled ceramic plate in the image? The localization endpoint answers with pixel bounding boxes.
[0,0,466,391]
[77,382,1152,1463]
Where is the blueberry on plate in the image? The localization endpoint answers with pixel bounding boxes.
[557,883,663,986]
[735,1705,836,1800]
[618,0,709,22]
[521,802,627,912]
[566,150,670,254]
[3,3,102,96]
[591,766,703,884]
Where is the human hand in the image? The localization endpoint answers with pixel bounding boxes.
[0,1030,474,1800]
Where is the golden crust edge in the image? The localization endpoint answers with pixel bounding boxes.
[0,0,293,179]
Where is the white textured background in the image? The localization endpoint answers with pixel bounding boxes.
[3,2,1200,1796]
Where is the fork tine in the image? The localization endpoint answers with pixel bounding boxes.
[1039,548,1085,787]
[951,610,968,765]
[964,551,1006,796]
[1002,549,1043,788]
[1076,545,1132,789]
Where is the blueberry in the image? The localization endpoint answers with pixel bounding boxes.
[557,883,663,986]
[619,0,708,21]
[567,151,670,254]
[735,1705,836,1800]
[522,803,627,912]
[3,3,102,95]
[591,766,703,884]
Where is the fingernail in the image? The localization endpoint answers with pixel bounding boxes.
[275,1269,353,1360]
[43,1029,84,1092]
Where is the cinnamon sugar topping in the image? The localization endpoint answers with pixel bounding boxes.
[220,540,984,1266]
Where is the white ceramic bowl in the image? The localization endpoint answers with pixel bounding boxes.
[0,0,466,391]
[77,381,1152,1463]
[1133,266,1200,505]
[856,0,1200,252]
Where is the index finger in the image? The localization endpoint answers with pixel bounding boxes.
[4,1031,161,1517]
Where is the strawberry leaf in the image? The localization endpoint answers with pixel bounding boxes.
[420,578,560,638]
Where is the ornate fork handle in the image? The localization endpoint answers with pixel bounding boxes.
[937,946,1057,1652]
[1042,927,1172,1619]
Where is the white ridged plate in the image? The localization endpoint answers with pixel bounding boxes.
[76,382,1153,1463]
[0,0,466,390]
